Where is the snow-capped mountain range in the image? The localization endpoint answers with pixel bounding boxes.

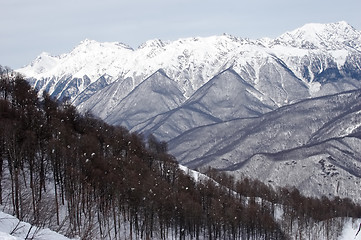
[17,21,361,201]
[19,21,361,106]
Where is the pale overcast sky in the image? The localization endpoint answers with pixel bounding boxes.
[1,0,360,69]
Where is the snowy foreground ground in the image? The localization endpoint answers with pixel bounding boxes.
[339,219,361,240]
[2,165,360,240]
[0,209,360,240]
[0,165,360,239]
[0,211,71,240]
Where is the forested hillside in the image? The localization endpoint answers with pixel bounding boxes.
[0,66,361,239]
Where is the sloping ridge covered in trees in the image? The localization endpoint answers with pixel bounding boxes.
[0,67,361,239]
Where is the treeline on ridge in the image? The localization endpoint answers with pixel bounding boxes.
[0,67,360,239]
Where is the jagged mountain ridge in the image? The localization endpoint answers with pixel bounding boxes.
[19,21,361,101]
[18,21,361,140]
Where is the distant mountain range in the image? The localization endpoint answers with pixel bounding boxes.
[17,21,361,201]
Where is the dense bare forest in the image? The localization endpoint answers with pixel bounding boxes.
[0,66,360,239]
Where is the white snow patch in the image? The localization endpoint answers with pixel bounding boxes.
[0,231,18,240]
[309,81,322,95]
[344,121,361,136]
[0,211,71,240]
[339,219,361,240]
[179,164,201,182]
[331,50,349,67]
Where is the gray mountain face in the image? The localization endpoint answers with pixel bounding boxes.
[168,90,361,201]
[104,70,186,130]
[17,21,361,201]
[132,69,280,141]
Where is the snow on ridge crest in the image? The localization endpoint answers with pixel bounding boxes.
[20,39,135,81]
[274,21,361,50]
[138,38,168,49]
[20,51,60,76]
[19,21,360,78]
[78,38,134,51]
[16,21,361,102]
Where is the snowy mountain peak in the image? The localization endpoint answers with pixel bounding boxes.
[71,39,134,55]
[275,21,361,50]
[138,38,168,49]
[18,39,135,82]
[22,52,60,75]
[31,51,58,64]
[297,21,358,39]
[79,38,97,45]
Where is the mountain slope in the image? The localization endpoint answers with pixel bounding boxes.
[168,89,361,201]
[169,90,361,167]
[102,70,185,129]
[132,68,280,141]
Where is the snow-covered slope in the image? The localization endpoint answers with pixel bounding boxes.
[0,211,70,240]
